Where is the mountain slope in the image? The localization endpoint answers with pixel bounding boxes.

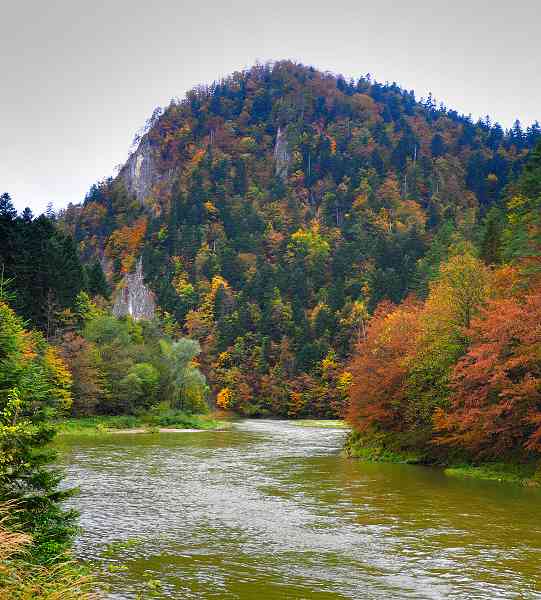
[59,60,541,416]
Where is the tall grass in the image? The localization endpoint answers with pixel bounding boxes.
[0,503,95,600]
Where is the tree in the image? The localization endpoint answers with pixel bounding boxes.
[347,298,422,433]
[0,212,85,332]
[160,338,208,412]
[480,207,504,265]
[0,193,17,220]
[501,141,541,269]
[117,362,160,412]
[403,251,489,427]
[86,260,111,299]
[430,250,489,329]
[347,249,490,449]
[0,299,77,560]
[59,332,105,416]
[21,206,34,223]
[431,134,446,157]
[434,283,541,458]
[413,220,458,297]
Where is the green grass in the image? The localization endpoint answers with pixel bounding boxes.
[345,430,541,486]
[149,410,225,430]
[444,462,541,486]
[344,430,427,464]
[346,442,425,464]
[57,411,228,434]
[57,415,141,433]
[294,419,350,429]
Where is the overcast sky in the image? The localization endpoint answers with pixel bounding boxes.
[2,0,540,214]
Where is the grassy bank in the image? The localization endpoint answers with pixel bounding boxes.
[57,411,229,435]
[444,462,541,486]
[0,503,94,600]
[345,430,541,486]
[295,419,350,429]
[344,430,428,464]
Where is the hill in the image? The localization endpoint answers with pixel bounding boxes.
[58,60,541,417]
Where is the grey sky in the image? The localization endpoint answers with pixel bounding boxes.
[2,0,540,214]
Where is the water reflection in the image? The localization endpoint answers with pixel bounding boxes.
[58,420,541,599]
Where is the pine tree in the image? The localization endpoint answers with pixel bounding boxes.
[0,299,78,561]
[86,260,111,299]
[0,192,17,219]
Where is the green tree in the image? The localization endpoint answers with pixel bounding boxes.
[480,206,504,265]
[0,299,77,560]
[160,338,208,412]
[117,362,160,412]
[86,260,111,299]
[0,192,17,219]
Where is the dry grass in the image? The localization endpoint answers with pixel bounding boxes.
[0,502,96,600]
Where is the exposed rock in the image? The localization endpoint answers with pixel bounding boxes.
[121,138,156,204]
[274,126,290,180]
[112,258,156,321]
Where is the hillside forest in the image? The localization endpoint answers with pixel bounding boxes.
[2,59,541,469]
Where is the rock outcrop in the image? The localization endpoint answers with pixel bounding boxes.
[112,258,156,321]
[121,138,156,204]
[274,126,290,180]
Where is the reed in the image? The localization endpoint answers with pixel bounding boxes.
[0,502,95,600]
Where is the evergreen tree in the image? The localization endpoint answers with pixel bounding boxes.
[431,134,446,157]
[86,260,111,299]
[0,204,86,332]
[0,299,77,561]
[21,206,34,223]
[0,192,17,219]
[480,207,504,265]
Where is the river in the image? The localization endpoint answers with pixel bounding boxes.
[57,420,541,599]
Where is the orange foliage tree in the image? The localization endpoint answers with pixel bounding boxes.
[434,282,541,458]
[105,217,147,274]
[347,298,422,433]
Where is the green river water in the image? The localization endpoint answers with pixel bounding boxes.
[58,420,541,599]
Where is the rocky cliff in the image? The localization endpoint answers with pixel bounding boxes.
[121,138,157,205]
[112,258,156,320]
[274,126,290,180]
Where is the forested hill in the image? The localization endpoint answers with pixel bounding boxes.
[58,60,541,417]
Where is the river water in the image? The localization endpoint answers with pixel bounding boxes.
[58,420,541,599]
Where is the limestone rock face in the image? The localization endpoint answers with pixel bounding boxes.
[112,258,156,321]
[121,139,156,204]
[274,126,290,180]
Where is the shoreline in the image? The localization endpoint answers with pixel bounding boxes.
[55,413,231,436]
[65,426,229,435]
[344,431,541,487]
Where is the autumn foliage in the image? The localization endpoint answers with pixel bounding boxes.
[348,299,422,433]
[434,283,541,457]
[347,256,541,461]
[105,217,147,274]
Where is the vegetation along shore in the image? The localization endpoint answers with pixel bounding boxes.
[1,61,540,596]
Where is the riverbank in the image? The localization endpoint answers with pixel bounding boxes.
[57,412,230,435]
[294,419,350,429]
[345,431,541,487]
[444,463,541,486]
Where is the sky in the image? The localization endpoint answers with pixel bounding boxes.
[2,0,540,215]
